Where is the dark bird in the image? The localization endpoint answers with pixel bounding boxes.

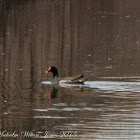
[46,66,87,84]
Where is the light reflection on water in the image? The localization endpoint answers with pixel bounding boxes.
[1,80,140,139]
[30,80,140,139]
[1,0,140,139]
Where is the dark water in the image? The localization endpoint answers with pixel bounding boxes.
[1,80,140,139]
[1,0,140,139]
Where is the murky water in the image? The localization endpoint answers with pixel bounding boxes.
[1,78,140,140]
[0,81,140,140]
[1,0,140,140]
[40,80,140,139]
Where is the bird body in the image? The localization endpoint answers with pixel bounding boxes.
[46,66,87,84]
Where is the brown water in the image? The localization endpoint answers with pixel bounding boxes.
[1,0,140,139]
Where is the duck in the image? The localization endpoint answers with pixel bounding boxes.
[46,66,87,84]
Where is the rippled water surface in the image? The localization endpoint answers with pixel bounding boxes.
[1,0,140,139]
[1,78,140,139]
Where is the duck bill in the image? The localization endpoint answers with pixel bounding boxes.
[46,67,51,73]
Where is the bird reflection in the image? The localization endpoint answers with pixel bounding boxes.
[47,84,58,99]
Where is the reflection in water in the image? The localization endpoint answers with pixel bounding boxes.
[1,0,140,140]
[1,75,140,139]
[35,81,140,139]
[1,0,140,79]
[47,84,58,99]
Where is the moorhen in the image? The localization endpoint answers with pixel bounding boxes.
[46,66,87,84]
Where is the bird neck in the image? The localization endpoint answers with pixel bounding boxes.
[51,67,58,84]
[52,70,58,78]
[52,75,58,84]
[53,71,58,78]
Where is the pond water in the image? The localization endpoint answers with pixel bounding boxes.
[1,0,140,139]
[1,77,140,139]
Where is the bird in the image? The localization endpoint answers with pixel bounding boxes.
[46,66,87,84]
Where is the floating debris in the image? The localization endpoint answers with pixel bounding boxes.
[105,65,113,69]
[125,15,130,18]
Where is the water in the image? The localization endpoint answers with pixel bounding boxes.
[1,0,140,139]
[31,81,140,139]
[1,78,140,139]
